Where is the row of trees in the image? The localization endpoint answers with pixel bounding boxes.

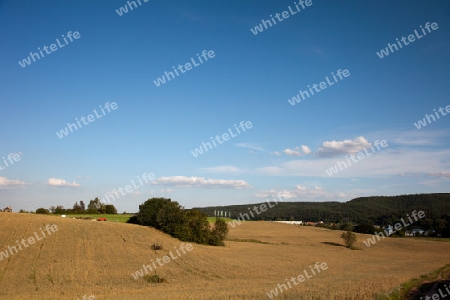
[195,194,450,223]
[194,194,450,238]
[320,219,450,238]
[128,198,229,246]
[35,198,117,215]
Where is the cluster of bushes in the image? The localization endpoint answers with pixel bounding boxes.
[34,198,118,215]
[128,198,229,246]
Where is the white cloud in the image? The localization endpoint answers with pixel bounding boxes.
[128,191,141,197]
[235,143,268,153]
[271,151,281,156]
[318,136,371,157]
[200,166,242,173]
[152,176,250,189]
[283,148,301,156]
[257,148,450,179]
[255,189,292,199]
[48,178,80,187]
[301,145,311,154]
[283,145,312,156]
[0,177,27,190]
[392,130,449,146]
[254,185,359,202]
[428,172,450,178]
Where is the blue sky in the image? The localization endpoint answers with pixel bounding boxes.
[0,0,449,213]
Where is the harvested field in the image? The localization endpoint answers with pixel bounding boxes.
[0,213,449,299]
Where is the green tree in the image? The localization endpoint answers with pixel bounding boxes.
[341,231,357,249]
[72,201,83,214]
[135,198,226,246]
[87,198,104,214]
[105,205,117,214]
[136,198,172,228]
[79,201,86,212]
[156,200,188,238]
[54,206,66,214]
[36,207,49,214]
[184,209,210,244]
[209,218,229,246]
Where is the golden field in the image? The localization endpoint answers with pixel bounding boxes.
[0,213,449,300]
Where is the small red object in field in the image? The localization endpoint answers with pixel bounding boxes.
[97,218,107,221]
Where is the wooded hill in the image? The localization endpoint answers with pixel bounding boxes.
[194,193,450,226]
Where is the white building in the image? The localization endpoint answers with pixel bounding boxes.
[273,221,303,225]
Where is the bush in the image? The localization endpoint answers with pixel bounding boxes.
[136,198,228,246]
[36,208,50,214]
[341,231,357,249]
[151,243,162,250]
[143,274,166,283]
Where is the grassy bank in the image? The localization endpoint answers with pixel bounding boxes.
[376,264,450,300]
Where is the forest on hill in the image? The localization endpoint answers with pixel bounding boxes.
[194,193,450,227]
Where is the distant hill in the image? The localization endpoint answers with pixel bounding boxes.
[193,193,450,224]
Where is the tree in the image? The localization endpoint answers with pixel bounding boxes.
[184,209,210,244]
[341,231,357,249]
[156,200,187,238]
[87,198,103,214]
[136,198,172,228]
[209,218,229,246]
[36,207,50,214]
[79,201,86,212]
[72,201,83,214]
[55,205,66,214]
[105,205,117,214]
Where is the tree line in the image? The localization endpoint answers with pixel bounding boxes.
[194,193,450,237]
[32,197,118,215]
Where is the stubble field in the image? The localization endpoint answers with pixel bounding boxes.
[0,213,449,300]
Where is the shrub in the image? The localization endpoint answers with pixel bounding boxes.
[143,274,166,283]
[36,208,50,214]
[341,231,357,249]
[151,243,162,250]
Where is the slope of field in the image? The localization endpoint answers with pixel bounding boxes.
[0,213,449,300]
